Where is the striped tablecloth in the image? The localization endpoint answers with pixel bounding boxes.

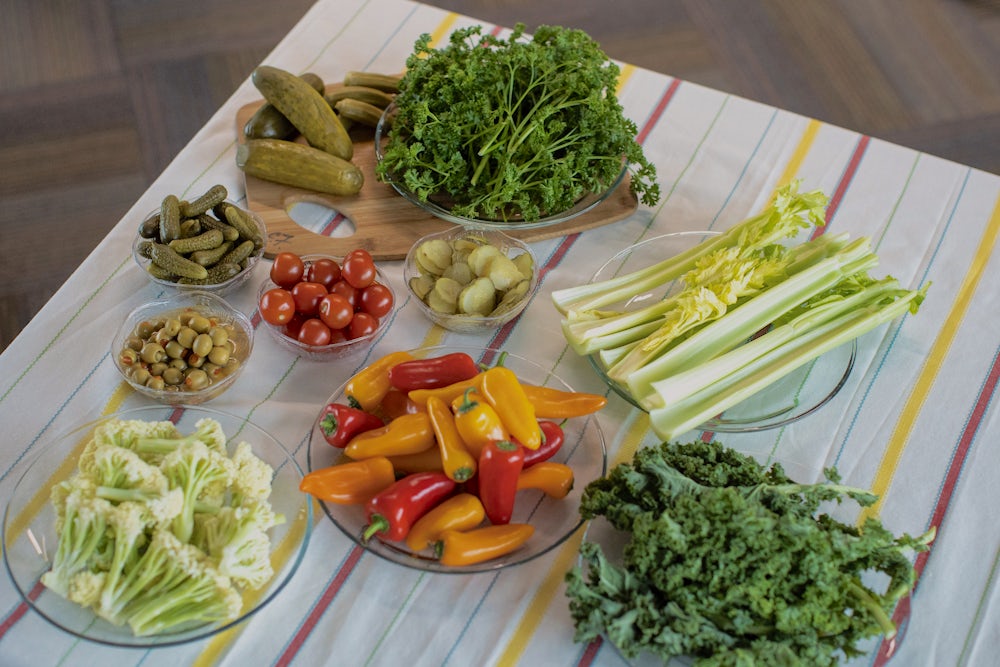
[2,1,998,665]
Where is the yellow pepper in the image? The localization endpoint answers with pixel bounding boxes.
[450,388,509,459]
[516,461,574,499]
[435,523,535,566]
[405,493,485,552]
[426,396,477,482]
[480,366,541,449]
[345,350,414,412]
[344,412,435,459]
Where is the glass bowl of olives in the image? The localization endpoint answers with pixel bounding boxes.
[403,227,538,334]
[111,291,254,405]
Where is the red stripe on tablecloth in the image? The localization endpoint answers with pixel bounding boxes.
[810,135,870,241]
[275,545,365,666]
[872,347,1000,666]
[576,635,604,666]
[697,132,870,442]
[637,78,680,145]
[0,581,44,640]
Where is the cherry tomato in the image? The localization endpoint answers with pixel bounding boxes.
[305,258,342,290]
[342,252,377,289]
[318,293,354,330]
[359,282,394,318]
[291,281,328,316]
[270,252,305,289]
[347,312,379,339]
[330,280,359,309]
[297,318,332,346]
[259,288,296,326]
[283,312,306,340]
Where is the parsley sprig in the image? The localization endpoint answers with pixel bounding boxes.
[377,24,660,222]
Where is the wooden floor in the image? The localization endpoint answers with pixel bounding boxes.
[2,0,999,351]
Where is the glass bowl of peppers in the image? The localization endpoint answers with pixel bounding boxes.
[302,346,609,573]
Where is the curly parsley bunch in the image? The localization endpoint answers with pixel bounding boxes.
[377,24,660,222]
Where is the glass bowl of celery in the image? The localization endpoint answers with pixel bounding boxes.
[575,231,858,433]
[1,405,312,648]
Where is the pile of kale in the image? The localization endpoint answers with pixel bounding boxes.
[566,441,934,666]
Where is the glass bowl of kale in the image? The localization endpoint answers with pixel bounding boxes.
[374,23,659,230]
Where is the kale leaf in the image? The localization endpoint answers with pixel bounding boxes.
[566,440,934,665]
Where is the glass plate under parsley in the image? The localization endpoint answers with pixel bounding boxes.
[586,231,857,432]
[374,103,629,230]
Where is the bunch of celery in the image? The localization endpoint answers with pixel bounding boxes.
[552,181,928,440]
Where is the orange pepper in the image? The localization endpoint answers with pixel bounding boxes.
[344,412,435,459]
[408,371,484,407]
[480,366,541,449]
[435,523,535,567]
[450,388,509,459]
[387,448,443,474]
[520,384,607,419]
[516,461,574,499]
[426,396,477,482]
[405,493,485,552]
[345,351,414,412]
[299,456,395,504]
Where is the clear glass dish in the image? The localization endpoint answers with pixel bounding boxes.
[256,255,395,362]
[403,227,538,333]
[111,290,254,406]
[586,231,856,432]
[131,201,266,296]
[2,405,312,648]
[306,346,608,573]
[374,103,628,230]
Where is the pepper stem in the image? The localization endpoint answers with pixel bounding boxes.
[362,514,389,543]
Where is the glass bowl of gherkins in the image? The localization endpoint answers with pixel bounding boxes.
[131,191,267,297]
[111,291,254,405]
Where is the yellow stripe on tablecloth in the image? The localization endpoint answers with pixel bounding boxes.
[774,119,821,193]
[859,190,1000,523]
[429,12,458,47]
[616,63,635,95]
[493,114,826,666]
[495,412,650,666]
[4,383,133,547]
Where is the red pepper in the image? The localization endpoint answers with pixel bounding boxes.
[362,471,456,542]
[521,420,566,468]
[388,352,480,392]
[477,440,524,525]
[317,402,384,448]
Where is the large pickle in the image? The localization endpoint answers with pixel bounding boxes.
[244,72,325,140]
[251,65,352,160]
[237,139,363,196]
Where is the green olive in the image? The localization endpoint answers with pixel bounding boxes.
[176,326,198,348]
[209,326,230,346]
[119,348,139,367]
[154,329,174,347]
[162,367,184,385]
[149,361,168,377]
[169,358,187,370]
[184,368,210,391]
[140,342,166,364]
[207,345,230,366]
[192,333,213,357]
[164,340,186,359]
[130,367,150,385]
[125,335,144,352]
[161,318,182,337]
[135,320,157,339]
[202,363,222,380]
[187,353,206,368]
[145,375,166,391]
[189,315,212,333]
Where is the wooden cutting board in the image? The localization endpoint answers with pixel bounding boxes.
[235,89,639,261]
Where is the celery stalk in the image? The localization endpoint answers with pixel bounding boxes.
[551,181,829,316]
[617,237,879,397]
[646,284,927,440]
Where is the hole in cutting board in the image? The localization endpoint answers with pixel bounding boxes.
[286,201,357,238]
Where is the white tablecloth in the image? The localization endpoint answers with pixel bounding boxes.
[2,1,999,665]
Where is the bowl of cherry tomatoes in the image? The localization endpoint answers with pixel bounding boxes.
[256,250,395,361]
